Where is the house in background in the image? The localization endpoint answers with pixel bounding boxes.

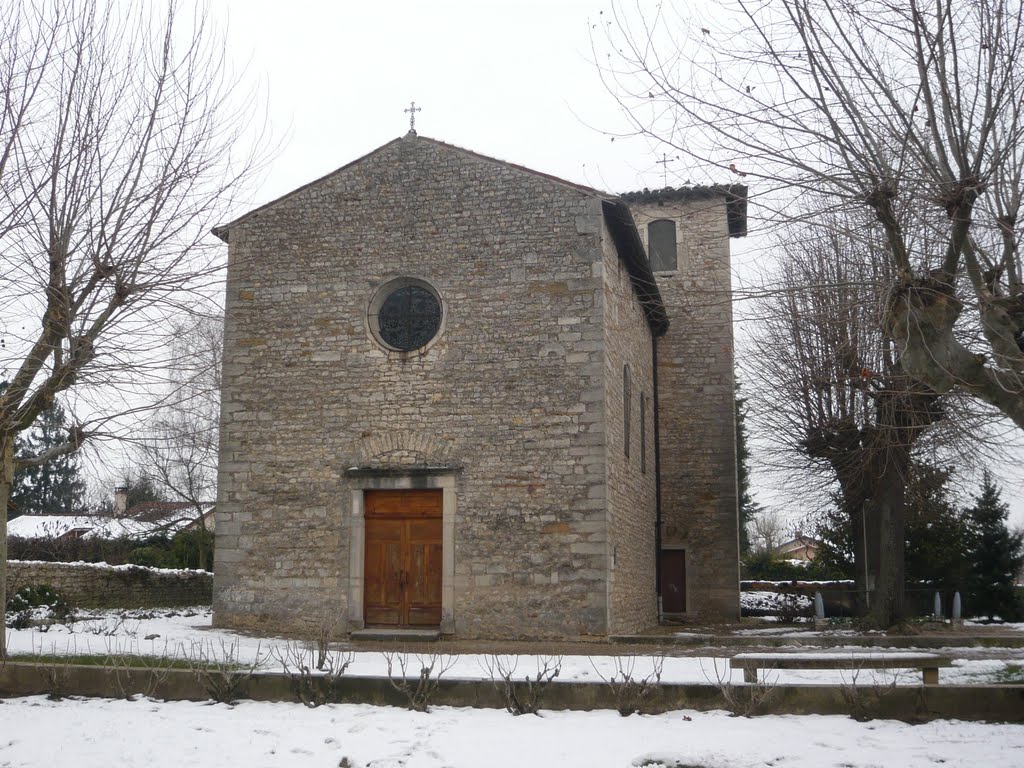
[7,492,214,543]
[110,485,215,535]
[774,534,822,562]
[211,133,744,639]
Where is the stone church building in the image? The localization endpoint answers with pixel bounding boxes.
[211,133,745,639]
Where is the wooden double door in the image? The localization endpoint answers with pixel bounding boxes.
[364,489,443,627]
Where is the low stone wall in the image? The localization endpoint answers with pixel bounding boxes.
[1,663,1022,722]
[6,560,212,608]
[742,580,859,616]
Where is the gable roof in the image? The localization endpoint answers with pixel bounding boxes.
[6,505,214,541]
[776,534,822,550]
[212,133,610,242]
[212,133,667,334]
[127,501,215,524]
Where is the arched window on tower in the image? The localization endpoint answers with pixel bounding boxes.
[648,219,677,272]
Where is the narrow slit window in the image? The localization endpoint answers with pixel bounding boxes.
[623,365,631,459]
[640,392,647,474]
[648,219,677,272]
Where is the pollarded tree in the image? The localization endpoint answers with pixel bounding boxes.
[600,0,1024,429]
[748,215,956,624]
[964,471,1024,620]
[0,0,264,657]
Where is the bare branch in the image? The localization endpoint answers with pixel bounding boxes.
[1,0,268,658]
[599,0,1024,428]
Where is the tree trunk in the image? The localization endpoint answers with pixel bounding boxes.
[828,386,932,627]
[1,432,14,658]
[862,461,908,628]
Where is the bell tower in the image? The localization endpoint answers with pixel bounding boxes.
[624,186,747,620]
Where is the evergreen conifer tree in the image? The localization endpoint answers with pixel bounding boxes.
[815,461,972,587]
[120,474,167,511]
[8,402,87,518]
[965,471,1024,621]
[736,387,763,555]
[904,463,970,592]
[94,473,168,516]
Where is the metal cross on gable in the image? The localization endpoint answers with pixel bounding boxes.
[656,152,674,187]
[404,101,422,133]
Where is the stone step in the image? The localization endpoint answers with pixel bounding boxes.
[349,628,441,642]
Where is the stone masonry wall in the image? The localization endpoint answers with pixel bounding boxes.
[600,220,658,634]
[629,197,740,619]
[8,561,212,608]
[215,135,628,639]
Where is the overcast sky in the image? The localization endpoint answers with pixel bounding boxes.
[199,0,1023,528]
[211,0,703,209]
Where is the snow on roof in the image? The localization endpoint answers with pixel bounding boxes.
[6,509,210,541]
[127,501,214,524]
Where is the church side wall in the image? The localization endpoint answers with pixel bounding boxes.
[600,224,658,635]
[213,137,613,639]
[630,198,740,620]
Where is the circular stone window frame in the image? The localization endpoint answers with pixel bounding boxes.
[366,276,447,355]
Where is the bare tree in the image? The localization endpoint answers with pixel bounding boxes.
[0,0,263,657]
[748,215,956,623]
[749,508,787,557]
[599,0,1024,428]
[139,314,222,566]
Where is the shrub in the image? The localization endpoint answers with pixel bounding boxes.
[7,584,65,612]
[170,528,214,571]
[127,545,176,568]
[484,655,562,716]
[742,551,843,581]
[9,528,213,571]
[742,552,808,581]
[5,584,71,629]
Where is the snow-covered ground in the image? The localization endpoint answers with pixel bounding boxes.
[4,607,1024,686]
[5,608,1024,767]
[740,590,813,615]
[1,695,1022,768]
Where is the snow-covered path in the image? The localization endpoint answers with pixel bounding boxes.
[6,607,1024,686]
[2,695,1022,768]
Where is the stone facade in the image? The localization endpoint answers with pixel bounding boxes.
[626,189,744,619]
[8,560,212,608]
[212,134,741,639]
[600,220,658,632]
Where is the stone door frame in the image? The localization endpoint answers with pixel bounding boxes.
[346,470,457,634]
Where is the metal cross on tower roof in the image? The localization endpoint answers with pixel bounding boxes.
[404,101,422,134]
[656,153,674,187]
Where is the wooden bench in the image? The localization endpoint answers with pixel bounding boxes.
[729,652,954,685]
